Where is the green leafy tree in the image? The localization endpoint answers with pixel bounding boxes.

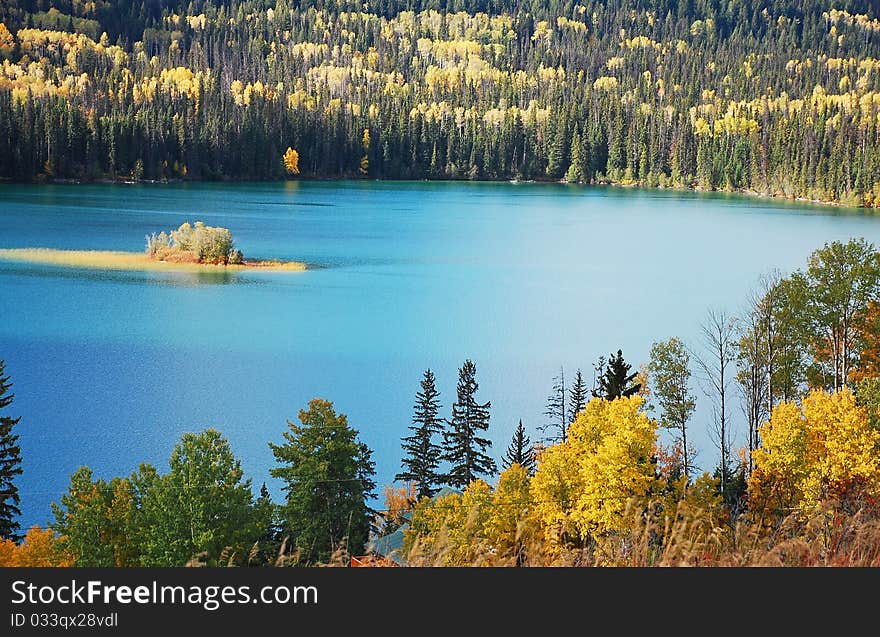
[648,338,697,479]
[51,467,139,566]
[799,239,880,391]
[502,420,535,476]
[770,274,811,403]
[396,369,444,499]
[0,360,22,541]
[136,429,264,566]
[856,377,880,431]
[442,360,497,489]
[270,399,376,564]
[593,350,642,400]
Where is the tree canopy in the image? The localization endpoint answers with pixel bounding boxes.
[269,398,376,564]
[1,2,880,206]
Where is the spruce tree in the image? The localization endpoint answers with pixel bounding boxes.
[442,360,496,489]
[0,360,23,542]
[546,123,566,178]
[565,130,586,183]
[396,369,444,499]
[593,350,642,400]
[502,420,535,476]
[568,368,589,424]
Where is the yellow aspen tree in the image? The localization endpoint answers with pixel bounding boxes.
[528,437,584,548]
[0,537,15,565]
[283,147,300,175]
[376,482,417,534]
[404,489,461,562]
[532,396,659,544]
[0,527,74,567]
[404,480,492,565]
[483,463,538,565]
[749,389,880,517]
[0,23,13,58]
[447,480,492,564]
[359,128,370,175]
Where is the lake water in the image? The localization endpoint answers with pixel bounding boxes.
[2,180,880,529]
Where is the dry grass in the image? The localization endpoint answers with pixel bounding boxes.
[177,500,880,567]
[398,499,880,567]
[0,248,306,273]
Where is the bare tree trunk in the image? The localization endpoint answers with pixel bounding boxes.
[682,416,689,479]
[697,309,737,494]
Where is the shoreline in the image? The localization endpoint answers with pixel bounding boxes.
[0,175,868,211]
[0,248,307,273]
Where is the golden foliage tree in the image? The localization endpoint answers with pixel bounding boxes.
[375,481,417,535]
[851,301,880,383]
[51,468,141,567]
[0,23,13,59]
[283,147,300,175]
[359,128,370,175]
[749,389,880,517]
[405,480,492,565]
[531,396,659,544]
[482,463,538,565]
[0,526,74,567]
[406,467,542,565]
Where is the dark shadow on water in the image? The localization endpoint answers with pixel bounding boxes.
[0,263,254,288]
[256,200,336,207]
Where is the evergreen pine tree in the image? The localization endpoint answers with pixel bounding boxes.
[546,124,566,178]
[0,360,23,542]
[442,360,497,489]
[589,124,608,179]
[396,369,444,499]
[593,350,642,400]
[607,108,626,178]
[565,130,587,183]
[502,420,535,475]
[568,368,589,424]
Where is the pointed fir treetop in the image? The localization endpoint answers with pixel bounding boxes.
[593,350,642,400]
[568,368,589,424]
[502,420,536,476]
[442,359,497,489]
[396,368,444,499]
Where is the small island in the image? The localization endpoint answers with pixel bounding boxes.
[0,222,306,273]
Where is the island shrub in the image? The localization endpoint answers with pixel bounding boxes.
[145,222,241,265]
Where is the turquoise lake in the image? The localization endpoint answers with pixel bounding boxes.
[2,180,880,528]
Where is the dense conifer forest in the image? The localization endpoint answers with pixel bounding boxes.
[1,1,880,205]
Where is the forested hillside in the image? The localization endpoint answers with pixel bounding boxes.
[2,1,880,204]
